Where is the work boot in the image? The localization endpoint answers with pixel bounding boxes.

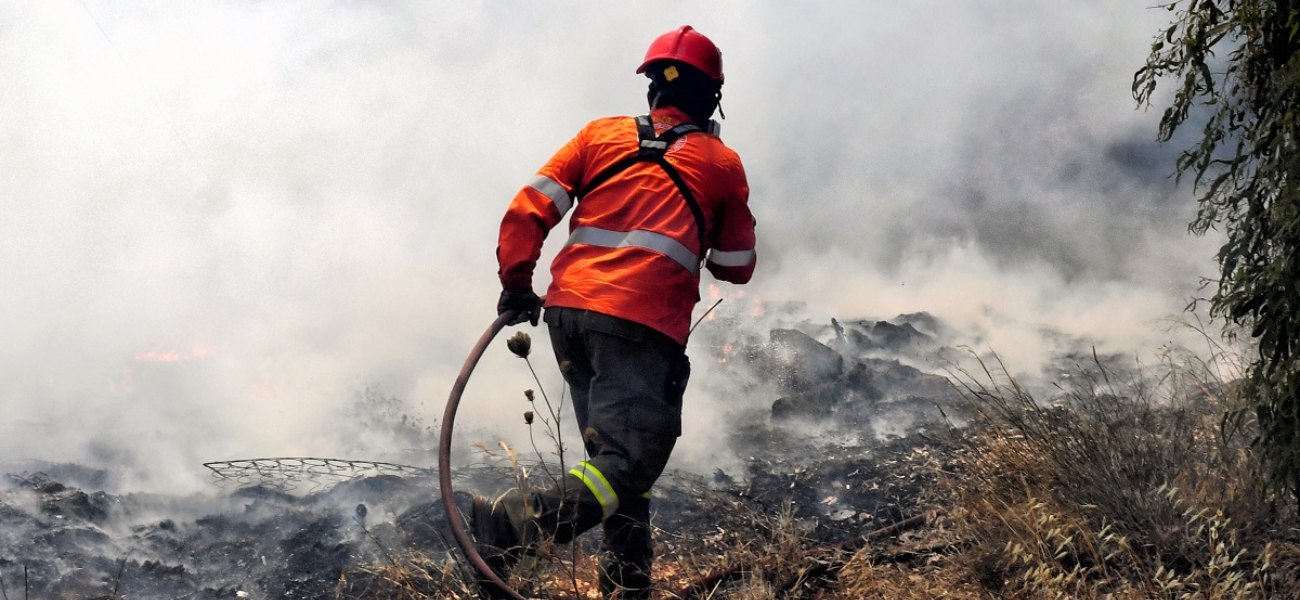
[509,474,607,547]
[473,476,606,565]
[474,474,616,595]
[470,495,520,580]
[599,495,653,599]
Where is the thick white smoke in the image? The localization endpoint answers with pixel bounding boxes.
[0,1,1214,491]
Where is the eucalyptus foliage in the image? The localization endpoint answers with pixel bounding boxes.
[1134,0,1300,503]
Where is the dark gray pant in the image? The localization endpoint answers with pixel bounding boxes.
[545,306,687,492]
[541,306,688,595]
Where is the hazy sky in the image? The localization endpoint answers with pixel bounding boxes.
[0,2,1218,491]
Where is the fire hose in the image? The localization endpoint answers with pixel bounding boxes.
[439,309,534,600]
[438,309,940,599]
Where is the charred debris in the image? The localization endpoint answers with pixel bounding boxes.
[698,311,967,534]
[1,312,973,598]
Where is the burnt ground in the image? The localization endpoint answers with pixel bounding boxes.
[0,437,956,599]
[0,312,975,598]
[0,467,444,599]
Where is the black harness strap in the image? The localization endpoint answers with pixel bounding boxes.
[573,115,710,252]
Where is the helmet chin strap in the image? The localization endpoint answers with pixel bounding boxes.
[648,79,664,109]
[715,91,725,120]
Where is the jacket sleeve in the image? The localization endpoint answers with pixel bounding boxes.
[705,160,757,284]
[497,127,589,292]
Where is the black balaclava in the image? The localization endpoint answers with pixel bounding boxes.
[645,61,723,126]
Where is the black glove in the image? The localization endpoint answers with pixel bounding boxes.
[497,290,541,326]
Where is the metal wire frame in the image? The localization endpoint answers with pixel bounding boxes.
[202,457,434,494]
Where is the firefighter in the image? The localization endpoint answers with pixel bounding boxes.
[476,25,757,598]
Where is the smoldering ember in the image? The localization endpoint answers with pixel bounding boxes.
[0,308,1109,598]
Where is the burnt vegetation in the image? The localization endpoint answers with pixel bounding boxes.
[5,311,1297,598]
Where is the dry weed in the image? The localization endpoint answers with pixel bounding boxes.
[944,350,1300,599]
[837,545,989,599]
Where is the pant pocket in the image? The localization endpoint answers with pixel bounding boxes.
[664,353,690,414]
[628,353,687,439]
[625,398,681,439]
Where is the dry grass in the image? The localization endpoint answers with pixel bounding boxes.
[939,349,1300,599]
[342,343,1300,599]
[333,551,478,599]
[837,547,990,599]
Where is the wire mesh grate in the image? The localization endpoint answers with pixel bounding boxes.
[202,457,434,493]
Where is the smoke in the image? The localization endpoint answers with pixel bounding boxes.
[0,1,1215,492]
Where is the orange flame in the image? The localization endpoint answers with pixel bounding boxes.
[134,344,215,363]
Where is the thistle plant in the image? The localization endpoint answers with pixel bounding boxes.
[506,331,567,488]
[506,330,584,593]
[506,330,531,358]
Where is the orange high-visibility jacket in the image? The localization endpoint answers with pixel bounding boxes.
[498,106,756,345]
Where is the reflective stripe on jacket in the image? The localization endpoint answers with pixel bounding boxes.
[497,106,756,344]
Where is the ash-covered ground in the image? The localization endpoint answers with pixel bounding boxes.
[0,311,1085,598]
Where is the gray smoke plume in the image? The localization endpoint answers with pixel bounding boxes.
[1,1,1214,491]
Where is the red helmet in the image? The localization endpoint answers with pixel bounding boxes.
[636,25,723,83]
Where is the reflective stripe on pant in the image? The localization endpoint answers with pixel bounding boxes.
[570,460,620,518]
